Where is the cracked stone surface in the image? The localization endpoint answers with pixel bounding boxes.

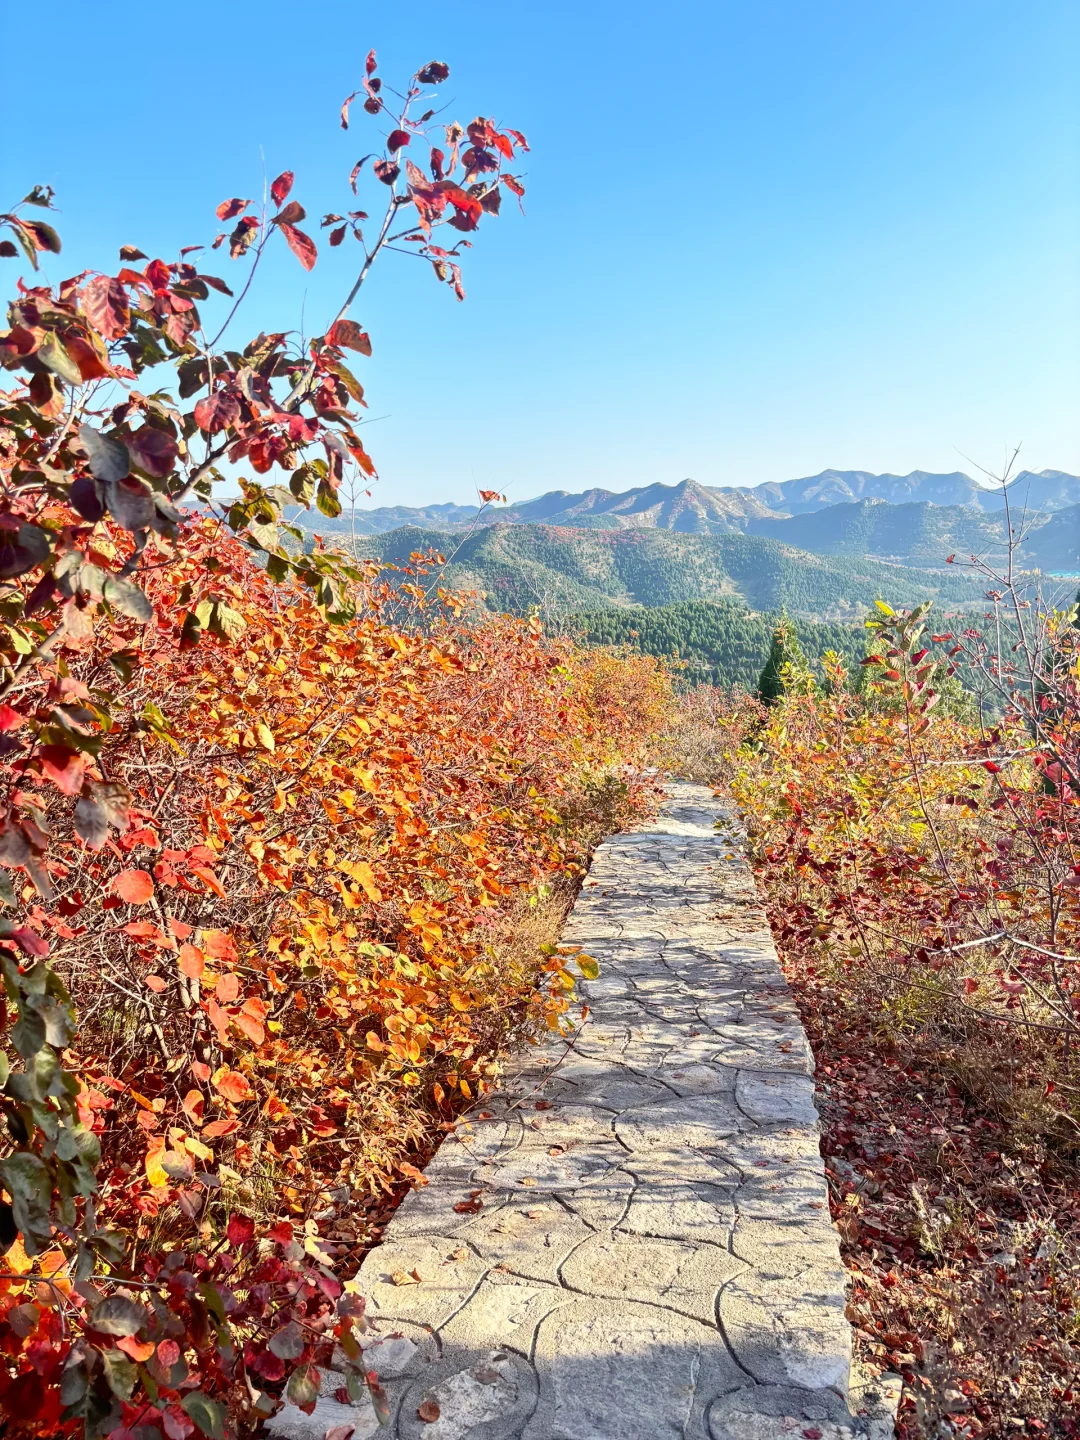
[270,783,893,1439]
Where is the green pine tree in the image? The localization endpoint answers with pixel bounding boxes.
[756,612,809,704]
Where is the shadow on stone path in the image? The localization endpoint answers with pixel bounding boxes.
[269,783,899,1440]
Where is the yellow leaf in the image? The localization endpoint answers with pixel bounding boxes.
[145,1139,169,1188]
[3,1236,33,1276]
[874,599,895,616]
[185,1135,214,1162]
[256,722,276,752]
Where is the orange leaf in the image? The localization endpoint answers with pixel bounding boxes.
[202,929,237,962]
[202,1117,241,1139]
[215,972,239,1003]
[111,869,154,905]
[232,1010,265,1045]
[212,1067,253,1103]
[117,1337,156,1362]
[144,974,166,993]
[189,863,226,898]
[178,944,205,978]
[181,1089,205,1123]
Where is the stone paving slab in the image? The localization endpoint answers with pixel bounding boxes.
[268,782,897,1440]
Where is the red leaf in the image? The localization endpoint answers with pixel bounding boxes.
[329,225,347,247]
[501,173,525,199]
[227,1212,256,1247]
[0,705,24,732]
[157,1339,181,1368]
[270,171,294,208]
[417,1401,441,1422]
[365,48,377,74]
[253,1349,286,1382]
[326,319,372,355]
[387,129,411,152]
[145,258,171,292]
[128,426,178,478]
[216,198,251,221]
[193,390,241,434]
[274,201,306,226]
[373,159,400,186]
[11,928,48,957]
[111,869,155,905]
[81,275,131,340]
[279,223,317,271]
[341,91,359,130]
[39,744,86,797]
[229,216,260,259]
[4,1372,44,1422]
[417,60,450,85]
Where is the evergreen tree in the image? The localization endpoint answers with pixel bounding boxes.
[756,612,809,704]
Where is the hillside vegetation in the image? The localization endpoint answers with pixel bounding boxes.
[568,600,867,689]
[355,522,994,619]
[689,589,1080,1439]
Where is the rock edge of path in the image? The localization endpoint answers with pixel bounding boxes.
[269,782,899,1440]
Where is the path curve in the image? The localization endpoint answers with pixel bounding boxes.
[270,782,898,1440]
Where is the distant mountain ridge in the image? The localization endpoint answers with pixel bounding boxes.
[747,498,1080,573]
[296,468,1080,538]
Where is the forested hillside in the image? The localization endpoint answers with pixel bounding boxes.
[568,600,866,688]
[354,521,994,618]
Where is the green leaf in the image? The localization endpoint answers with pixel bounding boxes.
[36,332,82,386]
[286,1365,319,1412]
[316,479,342,519]
[11,1003,46,1059]
[0,1151,52,1249]
[79,425,130,483]
[181,1391,226,1440]
[103,575,152,623]
[101,1346,137,1400]
[268,1320,305,1360]
[214,604,246,643]
[91,1294,148,1337]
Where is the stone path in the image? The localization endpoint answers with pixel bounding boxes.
[270,782,898,1440]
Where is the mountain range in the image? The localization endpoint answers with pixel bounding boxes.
[286,468,1078,623]
[300,468,1080,537]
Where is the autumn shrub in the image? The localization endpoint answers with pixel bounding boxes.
[718,593,1080,1436]
[0,47,673,1440]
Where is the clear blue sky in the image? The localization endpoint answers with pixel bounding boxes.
[2,1,1077,507]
